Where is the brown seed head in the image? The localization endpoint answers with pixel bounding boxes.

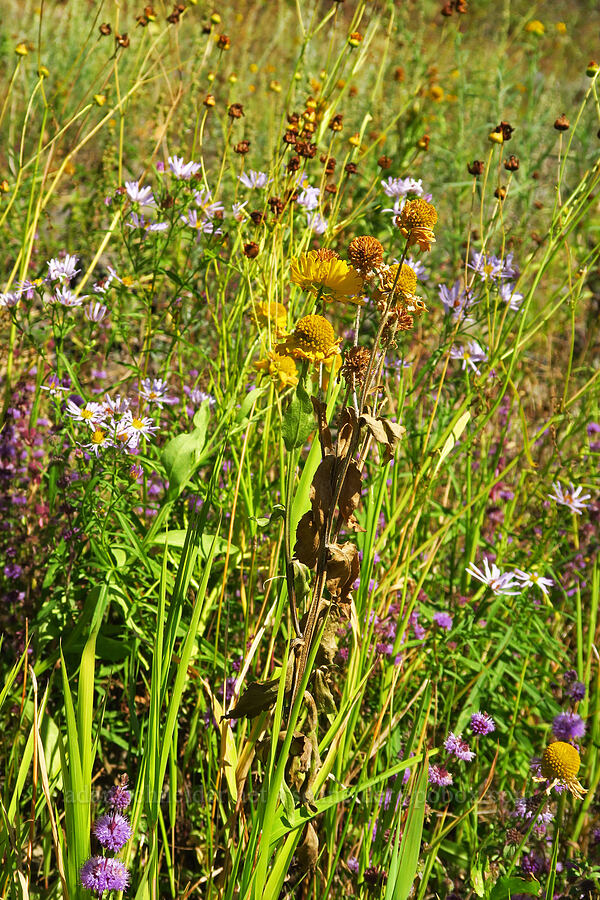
[234,140,250,154]
[228,102,244,119]
[348,236,384,275]
[467,159,485,176]
[378,155,392,170]
[441,1,453,14]
[504,155,519,171]
[243,242,259,259]
[345,162,358,175]
[268,196,284,216]
[554,114,570,131]
[329,114,344,132]
[115,32,130,48]
[217,34,231,50]
[283,130,297,145]
[250,211,265,226]
[394,67,404,82]
[99,23,112,35]
[325,183,337,194]
[416,134,430,150]
[287,156,300,173]
[494,186,507,200]
[341,346,371,387]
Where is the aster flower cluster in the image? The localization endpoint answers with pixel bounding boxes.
[429,713,495,788]
[81,776,132,896]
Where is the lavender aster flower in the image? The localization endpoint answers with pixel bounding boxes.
[470,711,496,735]
[347,856,359,874]
[444,732,475,762]
[80,857,130,894]
[94,813,132,851]
[552,712,586,742]
[566,681,586,702]
[548,481,591,515]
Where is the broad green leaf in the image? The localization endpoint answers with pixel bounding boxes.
[162,401,210,495]
[281,382,314,451]
[490,876,541,899]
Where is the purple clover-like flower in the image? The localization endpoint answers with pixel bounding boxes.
[444,732,475,762]
[80,857,129,894]
[433,611,453,631]
[428,764,453,786]
[470,711,496,735]
[347,856,359,874]
[106,781,132,811]
[94,813,132,851]
[552,712,586,742]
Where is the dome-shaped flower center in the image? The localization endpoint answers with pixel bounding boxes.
[541,741,581,781]
[294,315,335,353]
[399,198,438,231]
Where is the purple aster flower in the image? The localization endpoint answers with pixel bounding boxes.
[80,856,130,894]
[428,764,453,786]
[470,711,496,735]
[444,732,475,762]
[567,681,586,702]
[433,611,453,631]
[94,813,132,851]
[552,712,586,742]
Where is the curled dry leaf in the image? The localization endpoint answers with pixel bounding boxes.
[293,455,335,566]
[360,413,406,462]
[326,542,360,606]
[296,822,319,873]
[311,396,333,457]
[338,461,362,528]
[224,659,293,719]
[337,407,357,459]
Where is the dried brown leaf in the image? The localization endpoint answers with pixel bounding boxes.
[311,396,333,457]
[296,822,319,873]
[337,407,357,459]
[294,510,321,568]
[338,461,362,525]
[326,542,360,605]
[360,413,406,462]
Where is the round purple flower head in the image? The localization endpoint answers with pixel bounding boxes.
[107,781,131,811]
[444,732,475,762]
[470,711,496,735]
[428,764,453,786]
[347,856,360,874]
[552,712,586,742]
[80,857,129,894]
[433,611,453,631]
[94,813,132,851]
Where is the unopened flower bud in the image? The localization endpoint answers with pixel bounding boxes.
[15,42,29,56]
[554,114,570,131]
[586,61,599,77]
[210,12,221,24]
[203,94,215,107]
[504,155,519,171]
[216,34,230,50]
[347,32,362,47]
[467,159,485,176]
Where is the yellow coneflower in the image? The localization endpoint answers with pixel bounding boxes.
[396,198,437,252]
[539,741,587,800]
[290,250,363,303]
[379,263,417,300]
[254,351,298,390]
[276,314,341,367]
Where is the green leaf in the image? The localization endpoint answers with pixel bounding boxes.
[387,753,429,900]
[149,530,236,559]
[279,780,295,820]
[490,877,541,899]
[282,382,314,451]
[161,402,210,495]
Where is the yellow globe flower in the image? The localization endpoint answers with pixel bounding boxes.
[525,20,545,36]
[290,250,364,303]
[276,314,341,367]
[379,263,417,300]
[539,742,587,800]
[254,351,298,390]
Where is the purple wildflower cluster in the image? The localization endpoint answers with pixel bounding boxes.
[81,775,132,896]
[429,712,495,788]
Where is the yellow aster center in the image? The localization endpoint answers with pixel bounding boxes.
[131,418,144,430]
[81,409,94,419]
[380,263,417,298]
[91,429,106,444]
[541,741,581,782]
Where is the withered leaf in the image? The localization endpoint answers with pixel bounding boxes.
[311,396,333,457]
[314,669,337,716]
[224,660,293,720]
[296,822,319,873]
[360,413,406,462]
[338,461,362,525]
[294,510,321,568]
[326,542,360,605]
[337,407,357,460]
[311,454,336,517]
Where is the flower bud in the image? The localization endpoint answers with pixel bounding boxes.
[554,114,569,131]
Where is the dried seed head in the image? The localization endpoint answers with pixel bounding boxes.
[586,61,599,77]
[554,114,570,131]
[228,102,244,119]
[203,94,216,107]
[243,242,259,258]
[468,159,485,176]
[345,162,358,175]
[217,34,231,50]
[115,32,130,48]
[329,114,344,132]
[347,32,362,47]
[504,155,519,171]
[348,236,385,275]
[341,346,371,387]
[99,23,112,35]
[378,155,392,169]
[234,140,250,154]
[416,134,430,150]
[494,186,507,200]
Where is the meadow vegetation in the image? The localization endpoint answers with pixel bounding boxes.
[1,1,600,898]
